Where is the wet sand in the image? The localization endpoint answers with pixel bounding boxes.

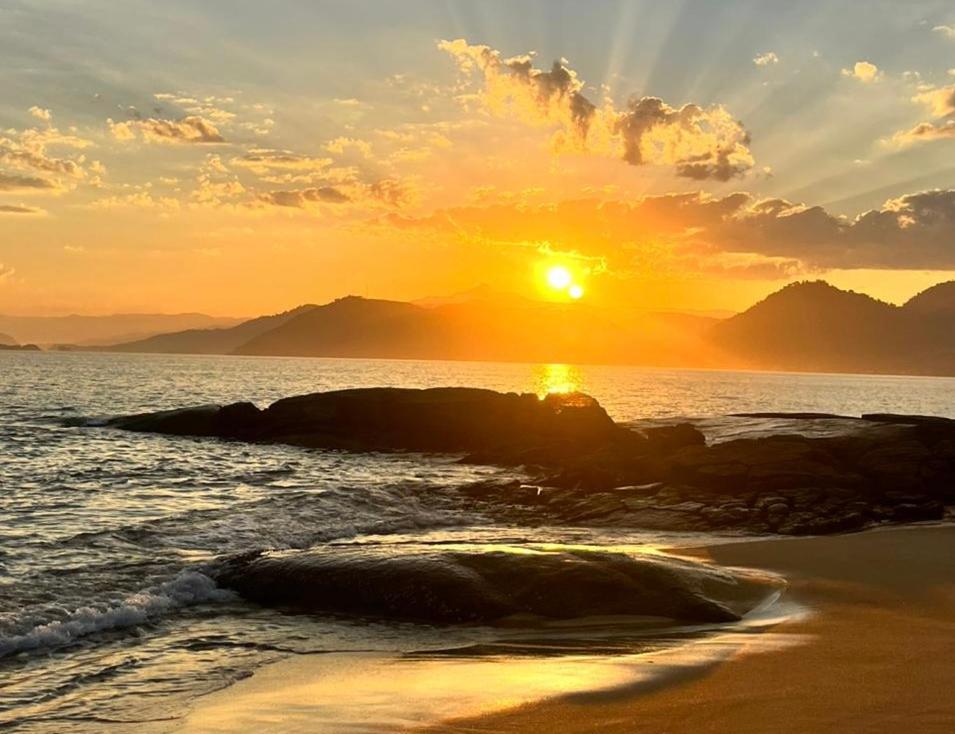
[432,524,955,734]
[175,525,955,734]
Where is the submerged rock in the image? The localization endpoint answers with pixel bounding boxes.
[212,544,781,624]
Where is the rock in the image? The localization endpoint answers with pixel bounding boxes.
[103,387,955,537]
[213,545,783,624]
[642,423,706,452]
[108,387,623,456]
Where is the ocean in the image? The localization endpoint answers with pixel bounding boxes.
[2,351,954,732]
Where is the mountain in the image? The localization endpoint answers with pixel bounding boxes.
[0,332,16,346]
[235,295,719,365]
[92,280,955,376]
[711,280,955,375]
[903,281,955,317]
[0,313,243,347]
[100,305,316,354]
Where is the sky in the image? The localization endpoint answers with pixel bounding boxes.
[2,0,955,316]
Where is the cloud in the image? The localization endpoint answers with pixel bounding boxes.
[912,84,955,117]
[108,115,225,144]
[933,24,955,40]
[841,61,881,83]
[0,124,92,188]
[230,149,333,175]
[258,177,414,211]
[0,263,15,282]
[889,84,955,146]
[0,204,44,215]
[891,119,955,145]
[389,188,955,271]
[29,106,52,122]
[753,52,779,67]
[258,186,351,208]
[324,137,373,158]
[0,173,58,191]
[438,39,754,181]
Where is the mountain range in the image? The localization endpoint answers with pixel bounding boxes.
[0,312,243,347]
[31,280,955,377]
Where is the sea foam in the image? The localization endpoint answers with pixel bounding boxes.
[0,571,235,658]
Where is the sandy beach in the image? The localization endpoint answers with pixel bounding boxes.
[174,524,955,734]
[432,524,955,734]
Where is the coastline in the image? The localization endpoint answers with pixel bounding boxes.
[171,524,955,733]
[430,523,955,733]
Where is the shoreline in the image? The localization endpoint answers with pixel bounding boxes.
[428,523,955,733]
[171,524,955,733]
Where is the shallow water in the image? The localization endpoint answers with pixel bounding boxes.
[2,351,953,731]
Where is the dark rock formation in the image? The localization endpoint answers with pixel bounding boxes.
[107,387,625,454]
[104,388,955,536]
[212,545,780,624]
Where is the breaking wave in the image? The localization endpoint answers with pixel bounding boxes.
[0,571,235,659]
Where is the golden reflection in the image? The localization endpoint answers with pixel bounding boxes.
[533,363,584,397]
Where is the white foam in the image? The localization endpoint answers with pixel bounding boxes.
[0,571,235,658]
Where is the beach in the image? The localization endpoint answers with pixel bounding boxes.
[176,524,955,734]
[433,524,955,734]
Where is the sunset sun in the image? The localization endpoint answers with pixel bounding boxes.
[546,265,572,290]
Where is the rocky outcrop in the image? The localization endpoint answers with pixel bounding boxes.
[212,544,781,624]
[107,387,625,454]
[105,390,955,536]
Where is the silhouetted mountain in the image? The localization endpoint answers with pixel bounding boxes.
[0,332,16,346]
[102,305,316,354]
[90,280,955,376]
[711,280,955,375]
[903,281,955,317]
[234,295,718,365]
[0,313,243,347]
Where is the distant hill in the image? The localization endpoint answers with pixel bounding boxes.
[903,281,955,317]
[711,280,955,375]
[0,332,16,346]
[235,295,719,365]
[90,279,955,376]
[100,305,316,354]
[0,343,40,351]
[0,313,243,347]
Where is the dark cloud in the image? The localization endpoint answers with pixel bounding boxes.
[0,204,43,215]
[259,186,351,208]
[390,188,955,271]
[0,173,57,191]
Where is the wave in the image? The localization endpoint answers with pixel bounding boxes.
[0,571,235,659]
[212,545,783,625]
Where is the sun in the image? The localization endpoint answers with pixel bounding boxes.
[546,265,572,290]
[568,284,584,299]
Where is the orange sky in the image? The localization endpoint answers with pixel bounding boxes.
[2,2,955,316]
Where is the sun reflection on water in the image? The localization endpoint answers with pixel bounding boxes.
[533,363,586,398]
